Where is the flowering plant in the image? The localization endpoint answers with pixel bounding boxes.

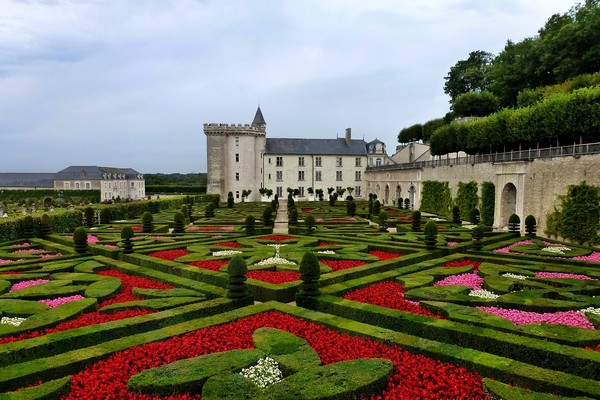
[239,356,284,388]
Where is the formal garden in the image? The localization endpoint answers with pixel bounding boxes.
[0,194,599,400]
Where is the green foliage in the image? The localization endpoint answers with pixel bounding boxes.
[444,50,493,101]
[556,182,600,245]
[305,215,316,233]
[398,123,423,143]
[423,220,438,248]
[121,226,134,240]
[431,85,600,155]
[299,252,320,297]
[180,205,188,220]
[422,118,446,142]
[144,172,207,187]
[288,195,295,208]
[22,215,35,239]
[141,212,153,233]
[480,181,495,226]
[244,215,255,235]
[73,227,88,254]
[404,198,410,209]
[204,203,215,218]
[84,207,95,228]
[452,206,461,224]
[173,212,185,234]
[99,208,111,224]
[508,214,521,233]
[524,215,537,237]
[455,181,479,221]
[472,225,484,250]
[420,181,452,217]
[40,213,52,238]
[227,192,234,208]
[378,211,388,231]
[121,226,134,254]
[347,200,356,216]
[452,91,499,117]
[469,208,480,224]
[289,207,298,225]
[262,206,273,227]
[227,255,249,299]
[0,189,101,205]
[328,195,335,207]
[544,207,562,239]
[372,200,381,216]
[411,210,422,232]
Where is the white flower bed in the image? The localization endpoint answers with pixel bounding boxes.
[468,289,500,299]
[501,272,529,280]
[579,307,600,316]
[1,316,26,326]
[255,257,297,266]
[212,250,242,257]
[239,356,283,389]
[541,246,571,255]
[462,224,476,229]
[430,217,446,221]
[317,250,336,254]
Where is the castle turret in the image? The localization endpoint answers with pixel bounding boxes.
[204,107,266,201]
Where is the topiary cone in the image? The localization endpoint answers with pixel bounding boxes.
[227,255,250,299]
[299,252,321,296]
[73,227,88,254]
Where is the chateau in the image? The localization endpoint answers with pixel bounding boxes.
[0,166,146,201]
[204,107,392,202]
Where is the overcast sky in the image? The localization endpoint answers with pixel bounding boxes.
[1,0,574,174]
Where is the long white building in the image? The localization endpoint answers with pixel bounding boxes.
[204,107,390,202]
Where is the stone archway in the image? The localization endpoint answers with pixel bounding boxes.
[375,184,380,200]
[500,183,517,225]
[384,185,390,205]
[408,186,416,209]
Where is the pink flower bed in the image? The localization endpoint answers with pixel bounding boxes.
[64,235,100,244]
[493,240,534,253]
[434,273,483,290]
[11,242,31,247]
[477,307,595,330]
[535,272,595,280]
[40,253,62,258]
[13,248,43,253]
[447,242,459,246]
[9,279,50,292]
[39,295,86,308]
[0,259,16,264]
[572,252,600,263]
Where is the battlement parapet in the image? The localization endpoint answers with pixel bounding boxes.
[203,123,266,136]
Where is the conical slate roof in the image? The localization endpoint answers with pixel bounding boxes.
[252,106,266,126]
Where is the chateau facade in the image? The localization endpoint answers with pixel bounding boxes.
[204,107,391,202]
[0,166,146,201]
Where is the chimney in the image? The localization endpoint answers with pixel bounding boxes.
[345,128,351,146]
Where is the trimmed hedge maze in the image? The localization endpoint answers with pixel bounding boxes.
[1,200,600,399]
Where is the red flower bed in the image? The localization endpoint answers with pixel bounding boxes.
[147,249,189,261]
[301,208,316,212]
[63,311,485,399]
[368,250,403,260]
[0,309,151,345]
[258,235,297,241]
[97,270,175,307]
[319,259,368,271]
[213,241,243,248]
[132,226,143,232]
[246,270,301,284]
[443,259,482,271]
[317,241,338,247]
[0,271,22,274]
[188,260,228,271]
[343,281,445,319]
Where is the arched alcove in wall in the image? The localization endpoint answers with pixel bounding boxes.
[384,185,390,205]
[500,183,517,225]
[408,185,416,209]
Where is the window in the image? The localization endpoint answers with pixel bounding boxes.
[298,187,305,197]
[235,173,240,181]
[85,182,91,189]
[298,171,305,181]
[355,157,362,167]
[355,186,361,196]
[355,171,361,181]
[298,157,304,167]
[276,157,283,167]
[369,158,373,166]
[336,157,343,167]
[336,171,343,181]
[268,158,272,164]
[315,171,322,181]
[235,153,240,162]
[268,173,272,180]
[236,191,240,198]
[276,186,283,197]
[75,182,80,189]
[315,156,322,167]
[376,158,382,167]
[235,137,239,146]
[131,182,134,187]
[65,182,70,189]
[276,171,283,181]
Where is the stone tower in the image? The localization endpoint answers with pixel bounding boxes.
[204,107,266,201]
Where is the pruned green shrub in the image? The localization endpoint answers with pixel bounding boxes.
[99,208,111,224]
[411,211,422,232]
[262,206,273,227]
[452,206,461,224]
[378,211,388,232]
[472,225,484,250]
[227,255,250,300]
[404,198,410,209]
[305,215,316,234]
[173,212,185,234]
[372,200,381,216]
[289,207,298,225]
[84,207,95,228]
[245,215,255,235]
[22,215,35,239]
[227,191,234,208]
[508,214,520,233]
[525,215,537,237]
[121,226,134,254]
[73,227,88,254]
[204,203,215,218]
[299,252,320,297]
[469,208,481,224]
[141,212,154,233]
[423,220,438,248]
[347,200,356,216]
[40,213,52,238]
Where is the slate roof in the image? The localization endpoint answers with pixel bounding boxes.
[55,166,142,180]
[0,173,55,188]
[252,106,266,126]
[367,138,385,146]
[265,138,368,155]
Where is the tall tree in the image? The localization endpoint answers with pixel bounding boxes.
[443,51,493,102]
